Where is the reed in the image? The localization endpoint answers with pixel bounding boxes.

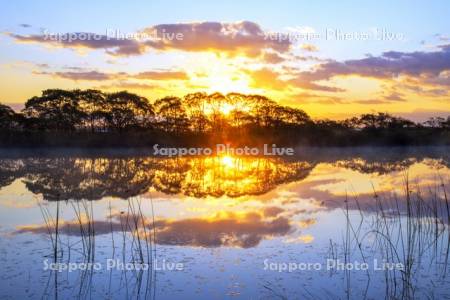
[334,176,450,299]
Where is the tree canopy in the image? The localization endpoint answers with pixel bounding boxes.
[0,89,448,146]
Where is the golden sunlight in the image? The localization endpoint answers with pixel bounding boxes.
[187,55,254,95]
[219,103,235,115]
[220,155,235,167]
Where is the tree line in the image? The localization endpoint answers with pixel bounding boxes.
[0,89,449,146]
[0,89,314,133]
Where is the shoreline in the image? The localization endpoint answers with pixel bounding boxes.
[0,144,448,158]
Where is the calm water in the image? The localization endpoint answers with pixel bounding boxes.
[0,147,449,299]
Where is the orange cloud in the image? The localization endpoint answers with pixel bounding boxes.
[300,43,319,52]
[245,68,289,90]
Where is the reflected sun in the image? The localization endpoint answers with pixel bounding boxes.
[219,103,235,115]
[220,155,235,168]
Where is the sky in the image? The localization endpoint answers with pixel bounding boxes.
[0,0,449,121]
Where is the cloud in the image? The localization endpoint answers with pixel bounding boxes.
[96,81,160,91]
[35,70,114,81]
[263,206,285,217]
[134,71,188,80]
[300,43,318,52]
[288,91,407,106]
[261,51,285,64]
[287,92,344,104]
[351,91,408,105]
[288,77,345,92]
[0,102,24,112]
[291,55,328,62]
[8,32,146,56]
[245,68,344,92]
[33,69,189,81]
[353,99,392,105]
[245,68,289,90]
[409,86,448,97]
[396,109,450,122]
[382,92,406,102]
[8,21,292,58]
[143,21,291,57]
[435,34,449,42]
[298,45,450,83]
[278,45,450,95]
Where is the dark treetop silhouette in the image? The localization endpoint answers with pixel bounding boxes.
[0,89,449,147]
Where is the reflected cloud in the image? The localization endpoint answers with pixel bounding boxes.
[154,211,291,248]
[297,218,316,229]
[14,208,292,248]
[284,234,314,244]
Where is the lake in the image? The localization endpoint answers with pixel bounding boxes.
[0,147,449,299]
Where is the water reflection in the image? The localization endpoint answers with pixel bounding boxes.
[1,147,450,299]
[0,157,313,200]
[16,208,291,248]
[4,148,450,249]
[0,147,448,201]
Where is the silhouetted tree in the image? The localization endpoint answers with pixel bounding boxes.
[0,103,20,130]
[347,113,416,129]
[246,95,276,128]
[154,96,188,134]
[104,91,154,131]
[22,89,85,131]
[184,92,209,133]
[276,106,311,127]
[206,92,229,132]
[75,89,107,132]
[1,88,448,146]
[424,116,450,129]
